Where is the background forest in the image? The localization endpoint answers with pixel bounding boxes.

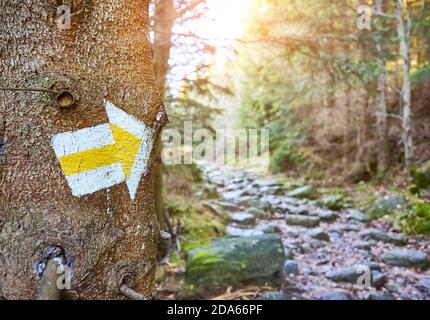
[150,0,430,300]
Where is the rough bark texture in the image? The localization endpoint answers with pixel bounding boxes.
[375,0,389,173]
[152,0,175,259]
[395,0,413,173]
[0,0,163,299]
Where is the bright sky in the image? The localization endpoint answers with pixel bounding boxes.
[200,0,253,41]
[168,0,256,94]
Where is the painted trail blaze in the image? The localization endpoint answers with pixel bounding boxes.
[51,100,154,200]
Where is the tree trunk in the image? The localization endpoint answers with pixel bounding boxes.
[395,0,413,173]
[152,0,175,259]
[375,0,389,173]
[0,0,164,299]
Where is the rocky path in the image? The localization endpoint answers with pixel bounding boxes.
[186,164,430,300]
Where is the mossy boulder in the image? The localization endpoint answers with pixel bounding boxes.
[186,234,285,290]
[411,161,430,191]
[285,214,320,228]
[318,194,345,211]
[287,185,317,199]
[367,196,406,219]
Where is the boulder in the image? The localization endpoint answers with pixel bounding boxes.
[286,214,320,228]
[226,226,264,237]
[360,229,407,246]
[246,207,271,219]
[230,213,256,225]
[367,196,405,219]
[186,234,286,289]
[320,291,354,300]
[325,266,387,288]
[417,278,430,296]
[318,194,344,211]
[287,185,317,199]
[308,229,330,242]
[256,291,289,300]
[283,260,299,275]
[381,249,429,269]
[368,292,395,300]
[347,209,370,223]
[317,210,338,222]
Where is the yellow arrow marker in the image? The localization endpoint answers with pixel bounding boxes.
[59,124,141,178]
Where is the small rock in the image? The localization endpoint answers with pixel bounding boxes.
[347,209,370,223]
[371,271,388,289]
[223,189,248,201]
[260,185,285,195]
[230,213,256,225]
[246,207,270,219]
[320,291,354,300]
[256,291,289,300]
[360,229,407,245]
[318,194,344,211]
[381,249,429,269]
[353,243,373,251]
[325,267,362,284]
[325,265,386,288]
[309,229,330,242]
[202,202,228,218]
[226,226,264,237]
[257,223,282,234]
[283,205,309,215]
[367,196,405,219]
[317,210,338,221]
[287,185,317,199]
[283,260,299,275]
[368,292,394,300]
[417,278,430,296]
[285,214,320,228]
[215,201,239,212]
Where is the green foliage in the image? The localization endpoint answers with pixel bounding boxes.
[411,64,430,88]
[410,161,430,195]
[166,195,227,252]
[395,196,430,235]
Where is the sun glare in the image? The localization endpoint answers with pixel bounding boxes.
[201,0,253,41]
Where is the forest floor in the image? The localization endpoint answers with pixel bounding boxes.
[157,164,430,300]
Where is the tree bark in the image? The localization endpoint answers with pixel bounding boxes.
[375,0,389,173]
[152,0,175,259]
[395,0,413,173]
[0,0,163,299]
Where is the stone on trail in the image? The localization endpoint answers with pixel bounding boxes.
[381,249,429,269]
[367,196,405,219]
[186,234,286,289]
[318,194,345,211]
[417,278,430,296]
[202,202,228,219]
[246,207,271,219]
[320,291,354,300]
[214,201,239,212]
[283,260,299,275]
[368,292,395,300]
[256,291,289,300]
[283,204,309,215]
[347,209,370,223]
[360,229,407,246]
[223,189,248,201]
[230,212,256,225]
[308,229,330,242]
[325,266,387,288]
[226,226,264,237]
[287,185,317,199]
[285,214,320,228]
[317,210,338,222]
